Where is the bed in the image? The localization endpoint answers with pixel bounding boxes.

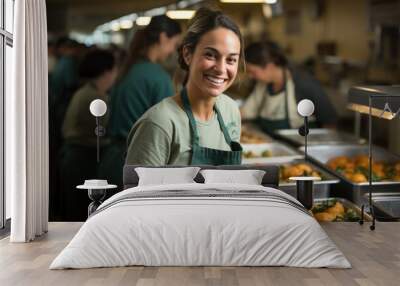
[50,165,350,269]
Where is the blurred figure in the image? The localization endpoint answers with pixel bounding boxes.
[108,43,127,68]
[49,37,82,155]
[48,40,57,76]
[48,37,81,221]
[99,15,181,187]
[241,41,337,135]
[50,37,80,113]
[60,49,117,221]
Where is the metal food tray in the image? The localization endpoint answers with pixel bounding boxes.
[241,123,274,144]
[313,197,372,222]
[302,144,400,205]
[275,128,366,147]
[268,158,340,199]
[369,193,400,221]
[242,143,302,164]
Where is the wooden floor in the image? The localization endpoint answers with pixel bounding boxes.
[0,222,399,286]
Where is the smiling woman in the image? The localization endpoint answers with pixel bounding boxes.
[125,8,244,166]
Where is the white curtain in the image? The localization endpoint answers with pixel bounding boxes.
[6,0,49,242]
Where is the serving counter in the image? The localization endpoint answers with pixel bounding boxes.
[240,125,400,221]
[301,144,400,205]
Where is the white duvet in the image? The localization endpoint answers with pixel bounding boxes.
[50,183,351,269]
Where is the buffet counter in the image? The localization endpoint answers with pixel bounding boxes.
[240,124,400,222]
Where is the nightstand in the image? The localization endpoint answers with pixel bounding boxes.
[77,180,117,217]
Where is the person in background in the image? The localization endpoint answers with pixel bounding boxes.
[125,7,243,166]
[109,43,127,68]
[50,37,80,115]
[241,41,337,136]
[49,37,82,154]
[48,40,57,76]
[48,37,81,221]
[99,15,181,186]
[60,49,117,221]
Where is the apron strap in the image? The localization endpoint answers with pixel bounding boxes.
[258,69,290,125]
[181,87,200,146]
[180,87,234,147]
[214,106,233,145]
[283,74,289,124]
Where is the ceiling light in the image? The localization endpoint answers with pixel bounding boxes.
[136,16,151,26]
[166,10,195,19]
[262,4,273,18]
[111,22,120,32]
[220,0,277,3]
[147,7,167,16]
[120,19,133,29]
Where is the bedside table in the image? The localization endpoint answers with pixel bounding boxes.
[77,180,117,217]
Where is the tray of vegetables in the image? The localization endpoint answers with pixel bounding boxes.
[302,144,400,185]
[312,198,372,222]
[301,144,400,205]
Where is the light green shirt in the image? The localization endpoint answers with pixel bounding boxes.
[108,60,174,139]
[126,94,241,166]
[62,83,109,147]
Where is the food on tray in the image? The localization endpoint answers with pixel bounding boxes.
[241,129,268,144]
[261,150,272,157]
[312,199,360,222]
[327,155,400,183]
[313,212,336,222]
[280,163,322,181]
[243,149,272,158]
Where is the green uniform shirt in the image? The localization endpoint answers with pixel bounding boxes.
[108,60,174,140]
[126,94,241,166]
[62,83,110,147]
[49,56,78,108]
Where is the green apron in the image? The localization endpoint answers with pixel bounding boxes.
[256,74,291,136]
[256,95,317,135]
[181,88,242,165]
[256,73,318,135]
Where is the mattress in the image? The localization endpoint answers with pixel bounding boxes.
[50,183,351,269]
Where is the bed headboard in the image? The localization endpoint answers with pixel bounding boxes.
[123,165,280,189]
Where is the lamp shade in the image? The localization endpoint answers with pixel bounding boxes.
[297,99,315,117]
[89,99,107,117]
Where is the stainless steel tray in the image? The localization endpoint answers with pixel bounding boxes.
[277,158,340,187]
[241,123,274,144]
[242,143,302,164]
[275,128,366,146]
[303,144,400,186]
[369,193,400,220]
[264,158,340,199]
[313,197,372,222]
[302,144,400,205]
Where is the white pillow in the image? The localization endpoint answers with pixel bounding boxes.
[200,169,266,185]
[135,167,201,186]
